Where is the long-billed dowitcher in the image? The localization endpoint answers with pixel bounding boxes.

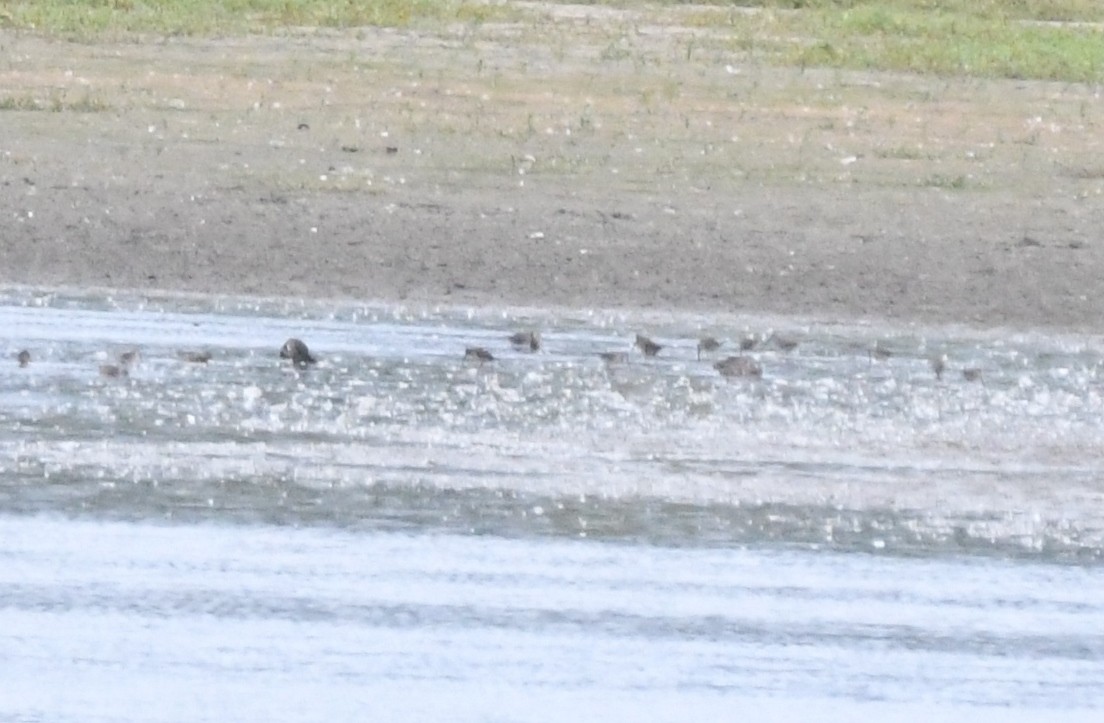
[280,338,317,369]
[465,346,494,363]
[713,355,763,379]
[768,333,799,352]
[508,330,541,352]
[869,342,893,362]
[100,349,140,378]
[929,354,947,381]
[99,361,130,379]
[16,350,30,368]
[635,334,662,357]
[697,336,722,360]
[962,367,983,383]
[178,350,213,364]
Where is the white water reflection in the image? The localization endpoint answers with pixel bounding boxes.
[4,287,1104,721]
[2,287,1104,558]
[2,516,1102,722]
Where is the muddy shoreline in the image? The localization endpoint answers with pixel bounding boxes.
[2,15,1103,331]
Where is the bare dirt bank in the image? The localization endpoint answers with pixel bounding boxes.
[2,9,1103,330]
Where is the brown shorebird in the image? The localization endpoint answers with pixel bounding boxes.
[962,368,983,383]
[768,333,799,352]
[100,349,140,379]
[635,334,662,357]
[929,354,947,381]
[713,355,763,379]
[697,337,723,361]
[99,363,128,379]
[178,350,213,364]
[280,338,317,369]
[738,334,759,351]
[869,342,893,362]
[16,350,30,368]
[465,346,494,364]
[508,330,541,352]
[599,351,629,364]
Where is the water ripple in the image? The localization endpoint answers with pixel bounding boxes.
[3,287,1103,560]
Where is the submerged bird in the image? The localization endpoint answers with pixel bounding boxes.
[465,346,495,364]
[99,349,140,379]
[713,355,763,379]
[869,342,893,362]
[280,338,317,369]
[697,336,723,361]
[16,350,30,368]
[178,350,213,364]
[962,368,983,383]
[929,354,947,381]
[769,333,799,352]
[99,363,128,379]
[508,330,541,352]
[635,334,662,357]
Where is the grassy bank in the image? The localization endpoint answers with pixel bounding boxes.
[0,0,500,35]
[767,0,1104,81]
[0,0,1101,82]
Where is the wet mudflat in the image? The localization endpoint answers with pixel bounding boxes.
[2,288,1103,721]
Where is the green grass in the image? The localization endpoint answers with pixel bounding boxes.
[681,0,1104,23]
[777,2,1104,81]
[874,145,935,161]
[920,173,970,189]
[642,0,1103,82]
[0,0,506,36]
[0,93,111,112]
[1,0,1102,82]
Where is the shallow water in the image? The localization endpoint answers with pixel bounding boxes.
[2,287,1103,720]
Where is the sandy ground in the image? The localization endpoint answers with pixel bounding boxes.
[2,5,1103,331]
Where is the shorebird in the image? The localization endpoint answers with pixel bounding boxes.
[697,336,723,361]
[738,334,759,352]
[99,363,128,379]
[713,355,763,379]
[508,330,541,352]
[962,368,983,383]
[280,338,317,369]
[16,350,30,368]
[598,351,629,364]
[929,354,947,381]
[869,342,893,362]
[635,334,662,357]
[465,346,494,364]
[769,333,799,352]
[100,349,140,379]
[178,350,213,364]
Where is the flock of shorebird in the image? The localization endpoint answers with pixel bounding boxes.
[12,347,212,379]
[10,329,983,382]
[274,330,780,377]
[272,329,981,382]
